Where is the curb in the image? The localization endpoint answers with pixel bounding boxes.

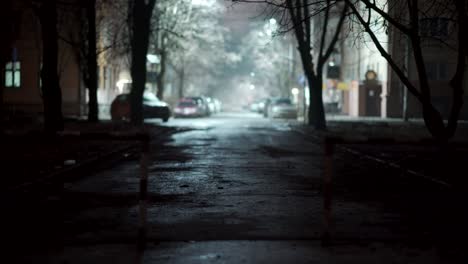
[9,144,137,194]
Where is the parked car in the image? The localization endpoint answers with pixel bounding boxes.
[184,96,211,116]
[110,92,171,122]
[263,98,272,117]
[250,98,269,114]
[174,98,208,117]
[205,97,217,114]
[267,98,297,119]
[213,98,222,112]
[256,98,269,114]
[249,100,261,113]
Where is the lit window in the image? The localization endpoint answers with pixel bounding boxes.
[5,61,21,88]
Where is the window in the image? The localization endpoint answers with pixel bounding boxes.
[420,18,449,38]
[438,64,447,80]
[5,61,21,88]
[425,62,448,80]
[425,63,437,80]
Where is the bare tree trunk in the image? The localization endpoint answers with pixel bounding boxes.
[0,60,4,131]
[287,0,326,130]
[1,1,15,131]
[445,0,468,138]
[419,103,446,139]
[129,0,156,125]
[296,44,326,129]
[285,0,345,130]
[156,50,166,100]
[307,74,326,129]
[0,53,6,131]
[178,65,185,99]
[38,0,64,133]
[86,0,99,122]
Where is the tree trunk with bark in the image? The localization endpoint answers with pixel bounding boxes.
[85,0,99,122]
[307,74,326,129]
[156,50,166,100]
[0,59,4,131]
[285,0,347,130]
[129,0,156,125]
[38,0,64,133]
[0,52,6,131]
[297,44,327,129]
[178,65,185,99]
[1,1,16,131]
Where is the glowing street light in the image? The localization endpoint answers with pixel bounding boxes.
[249,84,255,90]
[191,0,215,6]
[146,54,160,64]
[291,87,300,95]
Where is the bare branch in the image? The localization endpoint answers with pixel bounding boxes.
[321,1,348,66]
[360,0,410,34]
[318,0,330,68]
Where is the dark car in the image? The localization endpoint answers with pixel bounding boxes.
[110,92,171,122]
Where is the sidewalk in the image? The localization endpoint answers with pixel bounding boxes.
[1,120,173,193]
[297,114,468,140]
[292,117,468,189]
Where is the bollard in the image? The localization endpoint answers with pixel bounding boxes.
[137,139,149,251]
[322,139,334,246]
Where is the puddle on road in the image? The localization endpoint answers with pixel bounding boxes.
[257,145,321,158]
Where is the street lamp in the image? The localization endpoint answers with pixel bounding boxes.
[291,87,299,105]
[191,0,215,6]
[146,54,160,64]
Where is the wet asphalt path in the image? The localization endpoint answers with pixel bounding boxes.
[62,112,324,242]
[22,112,465,263]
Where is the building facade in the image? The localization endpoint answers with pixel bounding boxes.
[338,0,468,120]
[2,0,85,119]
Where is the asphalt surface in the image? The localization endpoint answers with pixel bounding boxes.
[11,112,468,263]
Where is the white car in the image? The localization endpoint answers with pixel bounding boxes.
[267,98,297,119]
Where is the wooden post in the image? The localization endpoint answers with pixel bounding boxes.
[137,139,149,251]
[322,139,334,246]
